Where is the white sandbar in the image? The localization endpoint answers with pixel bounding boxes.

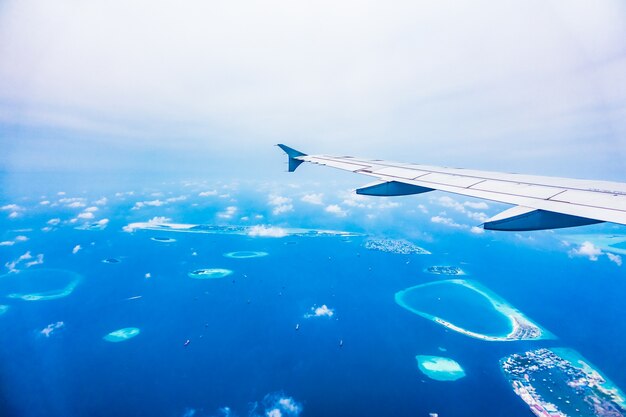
[416,355,466,381]
[103,327,141,342]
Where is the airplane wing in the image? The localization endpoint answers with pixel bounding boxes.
[277,144,626,231]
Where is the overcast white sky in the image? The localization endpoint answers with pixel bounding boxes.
[1,0,626,179]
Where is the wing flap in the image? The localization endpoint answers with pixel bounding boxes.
[470,180,565,200]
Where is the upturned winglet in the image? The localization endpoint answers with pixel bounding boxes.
[277,144,307,172]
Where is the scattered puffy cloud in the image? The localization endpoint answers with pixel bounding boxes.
[25,253,44,268]
[607,252,622,266]
[40,321,64,338]
[325,204,347,217]
[218,206,238,219]
[77,211,94,220]
[0,235,28,246]
[470,226,485,234]
[268,195,293,215]
[72,245,82,254]
[132,199,165,210]
[301,193,324,205]
[304,304,335,318]
[250,393,302,417]
[430,215,463,228]
[568,241,623,266]
[84,206,98,212]
[464,201,489,210]
[39,200,50,205]
[67,201,86,208]
[1,204,22,211]
[122,216,171,232]
[247,225,287,238]
[6,251,44,272]
[47,218,61,225]
[569,241,602,261]
[94,197,108,205]
[166,195,187,203]
[199,190,218,197]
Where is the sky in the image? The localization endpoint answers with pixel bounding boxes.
[1,0,626,180]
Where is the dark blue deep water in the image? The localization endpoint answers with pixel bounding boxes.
[0,176,625,417]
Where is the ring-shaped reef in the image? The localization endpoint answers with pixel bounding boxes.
[188,268,233,279]
[223,251,268,259]
[395,279,552,341]
[103,327,141,342]
[0,269,82,301]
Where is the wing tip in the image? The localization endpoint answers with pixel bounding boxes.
[277,144,307,172]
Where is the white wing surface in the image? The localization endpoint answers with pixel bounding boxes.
[277,144,626,231]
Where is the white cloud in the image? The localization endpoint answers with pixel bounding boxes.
[325,204,347,217]
[466,211,488,222]
[464,201,489,210]
[94,197,108,205]
[470,226,485,234]
[39,200,50,205]
[272,204,293,215]
[72,245,81,254]
[67,201,86,208]
[218,206,238,219]
[268,195,294,215]
[269,195,291,206]
[165,195,187,203]
[6,251,44,272]
[1,204,21,211]
[301,193,324,205]
[0,241,15,246]
[15,235,28,242]
[569,241,602,261]
[122,216,171,232]
[430,215,463,228]
[247,225,287,238]
[84,206,98,212]
[8,211,19,219]
[198,190,217,197]
[132,199,165,210]
[77,211,94,219]
[607,252,622,266]
[25,253,44,268]
[304,304,335,318]
[47,218,61,225]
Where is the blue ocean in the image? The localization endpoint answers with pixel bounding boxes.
[1,175,625,417]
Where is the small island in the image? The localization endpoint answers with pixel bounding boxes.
[364,238,431,255]
[501,348,626,416]
[426,266,465,276]
[416,355,466,381]
[223,251,268,259]
[150,237,177,243]
[188,268,233,279]
[103,327,141,342]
